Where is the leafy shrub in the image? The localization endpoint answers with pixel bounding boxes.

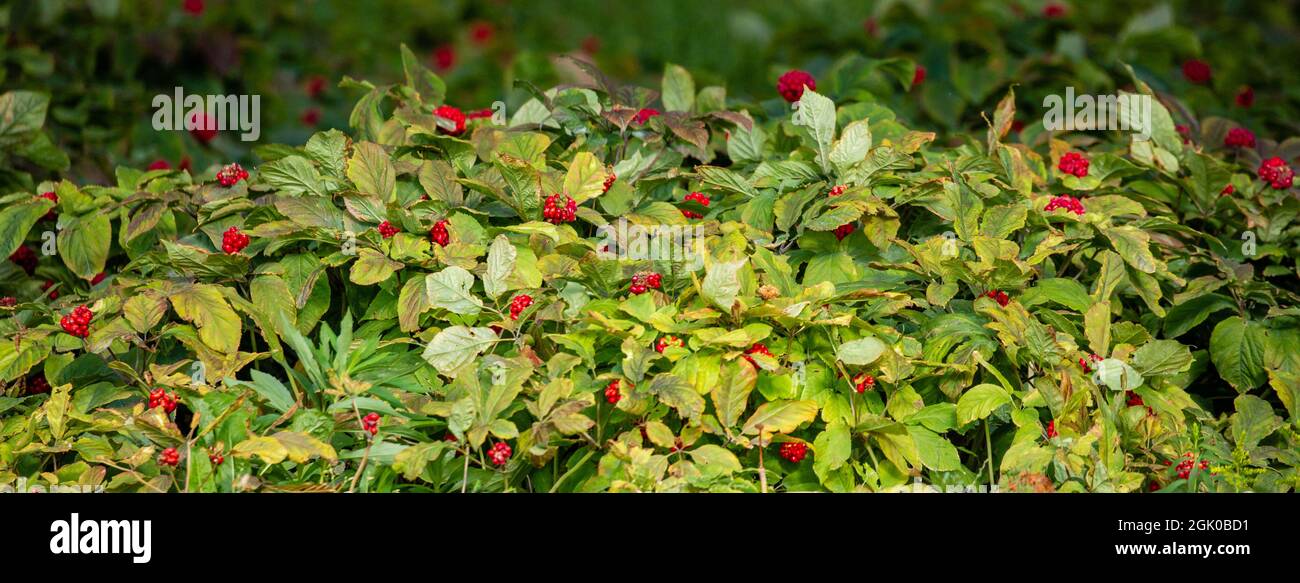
[1,41,1298,493]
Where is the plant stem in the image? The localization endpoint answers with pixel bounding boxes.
[984,419,996,487]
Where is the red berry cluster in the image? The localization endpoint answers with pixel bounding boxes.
[1182,59,1211,84]
[1221,184,1235,196]
[222,226,250,254]
[430,219,450,247]
[777,70,816,103]
[148,388,179,413]
[543,194,577,224]
[9,245,37,274]
[1236,86,1255,108]
[27,374,51,395]
[42,280,59,300]
[1044,194,1085,215]
[0,297,15,308]
[983,290,1010,307]
[602,171,616,193]
[159,447,180,467]
[1171,452,1211,479]
[435,105,467,136]
[39,191,58,221]
[681,191,710,219]
[216,163,249,187]
[1224,127,1256,149]
[828,184,846,197]
[209,450,224,466]
[377,221,399,239]
[634,108,661,125]
[655,335,683,353]
[1258,157,1295,190]
[833,222,856,241]
[778,442,808,463]
[300,107,321,127]
[604,379,625,404]
[852,373,875,394]
[1046,420,1058,438]
[509,294,533,320]
[1125,390,1154,415]
[362,412,380,436]
[1057,152,1090,177]
[1079,353,1103,373]
[487,441,512,466]
[60,305,93,338]
[629,271,662,295]
[743,343,773,367]
[1042,2,1067,17]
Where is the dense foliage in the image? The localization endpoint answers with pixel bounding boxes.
[1,2,1298,493]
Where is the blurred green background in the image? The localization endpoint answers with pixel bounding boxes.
[3,0,1298,184]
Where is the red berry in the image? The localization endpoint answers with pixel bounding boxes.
[159,447,180,467]
[852,374,875,393]
[655,335,683,353]
[27,374,51,395]
[0,297,15,308]
[9,245,37,274]
[509,294,533,320]
[300,107,321,127]
[305,75,327,99]
[1042,3,1066,17]
[60,305,93,338]
[90,272,106,285]
[1182,59,1211,84]
[828,185,846,197]
[182,0,204,15]
[188,112,218,144]
[912,65,927,87]
[777,70,816,103]
[1221,184,1235,196]
[1175,124,1192,144]
[435,105,467,136]
[432,44,456,72]
[542,194,577,224]
[1044,194,1086,215]
[430,219,450,247]
[221,226,250,254]
[1258,157,1294,190]
[469,21,495,46]
[743,343,773,367]
[983,290,1010,307]
[604,379,625,404]
[1057,152,1089,178]
[361,412,381,436]
[378,221,399,239]
[209,451,224,466]
[1224,127,1256,149]
[216,163,249,187]
[602,171,616,193]
[39,191,58,221]
[634,108,661,125]
[778,442,808,463]
[147,159,172,171]
[646,272,662,289]
[487,441,512,466]
[1235,85,1255,108]
[42,280,59,300]
[1046,420,1058,438]
[833,222,855,241]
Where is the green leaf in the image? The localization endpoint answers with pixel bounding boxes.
[0,198,54,260]
[564,152,606,204]
[907,425,961,471]
[711,360,757,428]
[1133,340,1194,377]
[421,326,497,376]
[1210,317,1267,393]
[956,384,1011,425]
[661,63,695,113]
[349,248,403,285]
[0,91,50,146]
[742,399,818,437]
[792,88,836,173]
[837,337,886,365]
[170,283,242,354]
[812,421,852,480]
[483,235,516,299]
[261,155,330,196]
[701,259,745,311]
[58,213,111,279]
[425,266,483,315]
[347,141,397,202]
